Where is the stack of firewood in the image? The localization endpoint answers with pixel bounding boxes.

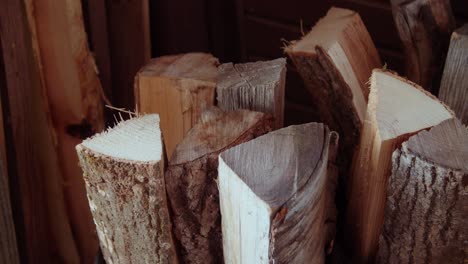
[74,6,466,264]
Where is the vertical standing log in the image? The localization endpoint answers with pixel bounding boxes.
[135,53,219,158]
[218,123,338,264]
[377,119,467,263]
[390,0,455,93]
[165,107,272,264]
[216,58,286,128]
[345,69,454,263]
[439,24,468,124]
[76,114,178,264]
[285,7,381,174]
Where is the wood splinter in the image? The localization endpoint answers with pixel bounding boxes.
[218,122,338,264]
[165,107,273,264]
[76,115,177,263]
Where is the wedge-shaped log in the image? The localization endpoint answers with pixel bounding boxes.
[439,24,468,124]
[219,123,338,264]
[166,107,272,264]
[391,0,455,93]
[377,119,468,263]
[346,69,454,263]
[135,53,219,158]
[76,115,177,263]
[285,7,381,172]
[216,58,286,128]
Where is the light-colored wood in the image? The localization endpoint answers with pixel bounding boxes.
[26,0,104,261]
[216,58,286,128]
[390,0,455,93]
[439,24,468,124]
[76,115,178,264]
[377,119,468,263]
[166,107,272,264]
[219,123,338,264]
[285,7,381,173]
[345,69,454,263]
[135,53,219,159]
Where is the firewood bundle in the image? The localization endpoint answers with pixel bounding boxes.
[73,6,467,264]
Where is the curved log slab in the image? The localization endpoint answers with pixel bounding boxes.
[166,107,273,264]
[439,24,468,124]
[76,115,178,263]
[345,69,454,263]
[218,123,338,264]
[390,0,455,93]
[135,53,219,158]
[216,58,286,128]
[285,7,381,176]
[377,119,468,263]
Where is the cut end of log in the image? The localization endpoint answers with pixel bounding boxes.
[137,52,219,82]
[370,69,453,141]
[219,123,337,263]
[79,114,163,162]
[216,58,286,128]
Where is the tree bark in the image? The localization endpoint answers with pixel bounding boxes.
[165,107,272,264]
[390,0,455,93]
[216,58,286,128]
[439,24,468,124]
[377,119,467,263]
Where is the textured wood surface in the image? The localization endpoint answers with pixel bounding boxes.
[390,0,455,93]
[345,69,454,263]
[135,53,219,159]
[166,107,272,263]
[77,115,178,263]
[286,7,381,176]
[28,0,104,261]
[216,58,286,128]
[219,123,338,263]
[439,24,468,124]
[377,119,467,263]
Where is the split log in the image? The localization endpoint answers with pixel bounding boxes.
[285,7,381,173]
[390,0,455,93]
[218,123,338,264]
[165,107,273,264]
[26,0,105,261]
[377,118,468,263]
[439,24,468,124]
[76,114,178,263]
[135,53,219,158]
[216,58,286,128]
[345,69,454,263]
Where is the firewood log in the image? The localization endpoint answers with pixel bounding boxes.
[377,119,467,263]
[165,107,273,264]
[345,69,454,263]
[218,123,338,264]
[76,115,178,263]
[216,58,286,128]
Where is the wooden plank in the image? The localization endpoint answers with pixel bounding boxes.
[76,115,178,263]
[135,53,218,159]
[219,122,338,263]
[439,24,468,124]
[377,118,467,263]
[0,0,78,262]
[166,107,272,264]
[391,0,456,93]
[217,58,286,128]
[345,70,454,263]
[107,0,151,110]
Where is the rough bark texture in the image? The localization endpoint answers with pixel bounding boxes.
[166,108,273,264]
[439,24,468,124]
[377,119,467,263]
[391,0,455,93]
[216,58,286,128]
